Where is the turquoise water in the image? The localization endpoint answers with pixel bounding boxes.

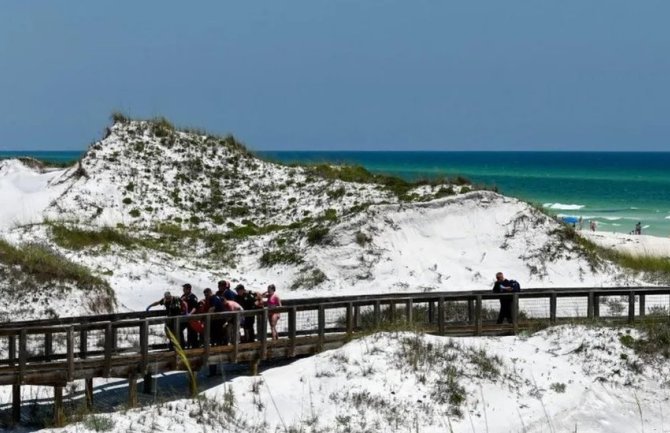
[3,150,670,237]
[260,151,670,237]
[0,150,83,165]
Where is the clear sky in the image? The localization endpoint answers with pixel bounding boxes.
[1,1,668,151]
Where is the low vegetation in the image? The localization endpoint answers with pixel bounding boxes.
[0,238,109,290]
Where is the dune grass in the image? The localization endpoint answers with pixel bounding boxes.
[0,238,109,290]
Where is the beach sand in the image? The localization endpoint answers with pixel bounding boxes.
[582,230,670,257]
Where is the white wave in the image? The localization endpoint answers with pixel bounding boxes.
[604,217,621,221]
[611,223,621,226]
[543,203,585,210]
[643,225,651,229]
[665,216,670,220]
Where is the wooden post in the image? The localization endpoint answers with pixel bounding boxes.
[233,312,240,363]
[354,305,361,330]
[128,375,138,408]
[437,297,445,334]
[8,335,16,366]
[587,292,595,319]
[639,294,646,317]
[406,299,413,325]
[143,373,155,394]
[512,294,519,334]
[550,293,557,323]
[475,295,483,336]
[79,328,88,359]
[140,321,149,374]
[259,309,268,359]
[85,378,94,410]
[373,301,381,328]
[389,302,396,323]
[104,323,113,377]
[44,332,53,361]
[628,291,636,323]
[345,303,353,336]
[249,359,260,376]
[18,330,27,384]
[593,294,600,318]
[288,307,297,356]
[66,326,75,382]
[53,386,65,427]
[468,299,475,324]
[318,305,326,349]
[12,384,20,424]
[203,314,211,365]
[428,301,435,324]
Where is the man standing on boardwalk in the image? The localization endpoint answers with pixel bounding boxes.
[492,272,514,324]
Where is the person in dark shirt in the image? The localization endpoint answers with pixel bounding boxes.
[492,272,514,324]
[204,288,225,345]
[180,283,199,348]
[217,280,237,301]
[235,284,260,342]
[146,291,184,348]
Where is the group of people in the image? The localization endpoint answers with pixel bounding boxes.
[146,280,282,349]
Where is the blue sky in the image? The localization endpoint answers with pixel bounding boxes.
[1,1,668,151]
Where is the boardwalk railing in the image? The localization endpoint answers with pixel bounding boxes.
[1,286,669,425]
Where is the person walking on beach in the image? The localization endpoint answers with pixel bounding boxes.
[263,284,282,340]
[492,272,517,324]
[635,222,642,235]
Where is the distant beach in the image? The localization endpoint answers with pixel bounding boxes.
[261,151,670,238]
[3,150,670,237]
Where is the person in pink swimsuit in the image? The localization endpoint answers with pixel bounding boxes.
[263,284,282,340]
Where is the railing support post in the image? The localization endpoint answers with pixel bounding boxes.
[354,305,361,330]
[66,326,75,382]
[428,301,435,324]
[406,300,413,325]
[18,330,27,384]
[550,293,557,323]
[318,305,326,349]
[12,384,20,424]
[475,295,482,336]
[389,301,396,323]
[468,299,475,324]
[593,294,600,318]
[85,378,94,410]
[639,294,646,317]
[233,312,240,363]
[53,386,65,427]
[289,307,297,356]
[587,292,595,320]
[259,309,268,359]
[512,294,519,334]
[128,375,138,408]
[437,297,445,334]
[143,373,155,394]
[628,291,636,323]
[373,301,381,328]
[345,303,353,336]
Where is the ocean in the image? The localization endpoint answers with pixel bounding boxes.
[3,150,670,237]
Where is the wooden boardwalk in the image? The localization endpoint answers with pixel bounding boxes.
[1,286,669,426]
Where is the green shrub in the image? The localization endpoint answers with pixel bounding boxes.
[50,224,134,250]
[0,238,111,292]
[307,226,329,245]
[259,249,303,267]
[327,187,346,200]
[122,197,132,205]
[129,209,141,218]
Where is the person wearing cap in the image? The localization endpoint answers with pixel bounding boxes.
[146,291,184,349]
[235,284,261,342]
[180,283,199,348]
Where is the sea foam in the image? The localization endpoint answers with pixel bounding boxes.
[543,203,585,210]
